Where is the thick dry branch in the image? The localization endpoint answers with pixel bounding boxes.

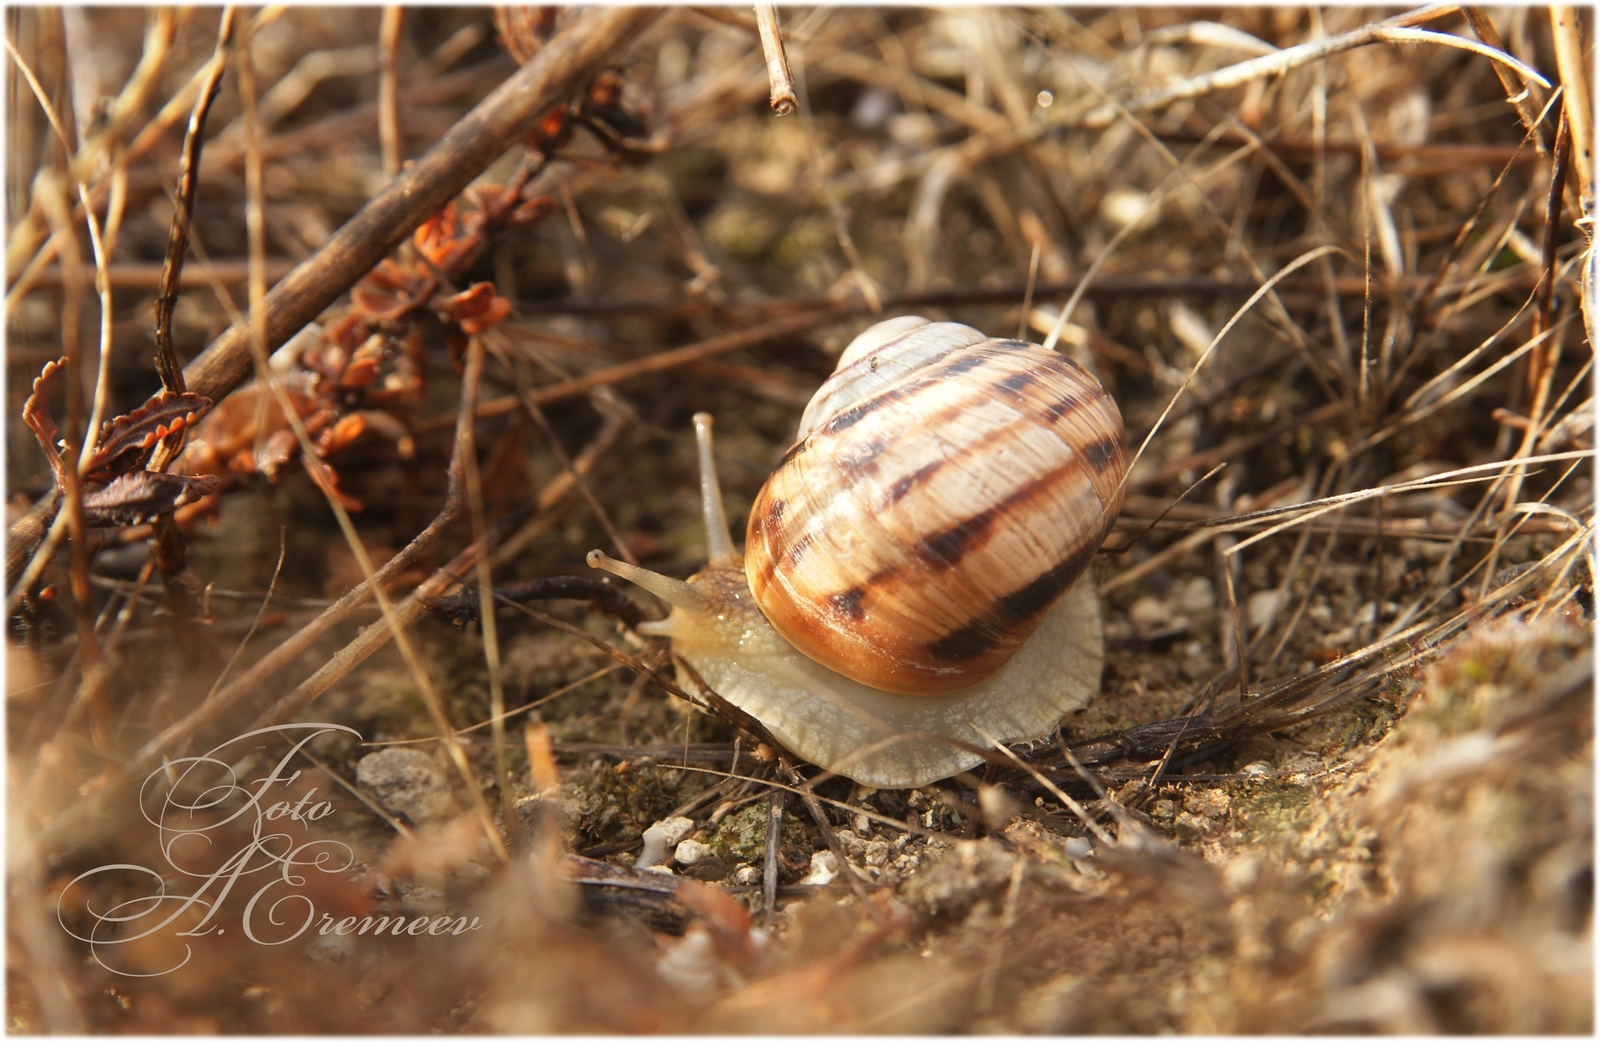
[181,6,657,404]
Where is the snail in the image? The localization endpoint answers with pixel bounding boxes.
[588,316,1127,787]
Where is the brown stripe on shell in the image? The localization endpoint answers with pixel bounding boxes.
[751,497,787,547]
[880,388,1084,513]
[824,364,1017,487]
[828,587,867,621]
[1080,434,1123,474]
[834,455,1102,673]
[920,505,1000,567]
[1045,393,1083,422]
[924,542,1098,664]
[886,466,928,503]
[984,352,1110,435]
[926,619,1002,663]
[783,531,814,572]
[776,439,807,469]
[822,348,997,436]
[994,541,1098,626]
[935,351,993,379]
[748,496,789,588]
[914,459,1077,569]
[997,369,1038,395]
[837,435,890,475]
[821,385,910,434]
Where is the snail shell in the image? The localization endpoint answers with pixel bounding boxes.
[590,316,1127,787]
[746,316,1126,694]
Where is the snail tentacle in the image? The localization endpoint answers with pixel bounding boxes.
[586,550,709,616]
[691,412,738,566]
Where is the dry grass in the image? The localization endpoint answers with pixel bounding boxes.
[6,6,1593,1034]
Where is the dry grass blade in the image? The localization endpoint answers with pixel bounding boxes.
[754,5,797,116]
[1548,5,1596,207]
[150,8,232,396]
[1083,5,1546,129]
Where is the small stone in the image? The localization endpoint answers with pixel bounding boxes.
[801,851,839,886]
[1247,589,1286,632]
[1174,576,1216,615]
[1129,596,1174,638]
[306,930,352,964]
[1174,810,1213,834]
[732,864,759,886]
[355,749,458,824]
[1185,788,1230,820]
[673,839,713,866]
[681,858,729,883]
[1101,186,1154,231]
[977,785,1021,831]
[850,86,898,132]
[673,840,729,881]
[901,839,1019,915]
[636,816,696,869]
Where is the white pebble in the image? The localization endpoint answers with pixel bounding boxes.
[636,815,696,868]
[1129,596,1174,636]
[673,839,714,866]
[1247,589,1286,632]
[801,851,839,886]
[1101,187,1153,231]
[1174,576,1216,615]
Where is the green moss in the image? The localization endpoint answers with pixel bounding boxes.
[1229,780,1316,843]
[566,759,689,848]
[710,800,809,864]
[704,199,786,262]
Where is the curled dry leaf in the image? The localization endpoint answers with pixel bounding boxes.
[21,358,68,484]
[439,282,513,334]
[83,390,214,484]
[22,356,216,522]
[80,472,225,528]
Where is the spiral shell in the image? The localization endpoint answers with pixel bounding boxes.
[744,317,1127,695]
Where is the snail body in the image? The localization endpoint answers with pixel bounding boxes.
[590,316,1126,787]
